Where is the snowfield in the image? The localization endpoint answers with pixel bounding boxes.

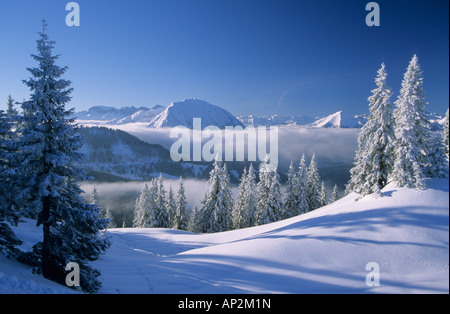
[1,179,449,294]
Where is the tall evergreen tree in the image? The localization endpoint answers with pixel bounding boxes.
[256,157,283,225]
[6,95,19,117]
[319,181,327,208]
[296,154,310,214]
[306,153,321,211]
[392,55,431,189]
[232,167,249,229]
[133,183,154,228]
[232,164,258,229]
[0,109,22,256]
[173,177,188,231]
[284,162,299,219]
[347,63,395,196]
[330,184,339,203]
[188,206,201,233]
[427,134,449,178]
[154,175,169,228]
[105,207,116,229]
[14,21,109,292]
[443,109,449,156]
[166,185,176,228]
[199,158,233,233]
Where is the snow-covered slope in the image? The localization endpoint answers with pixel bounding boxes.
[93,179,448,294]
[148,99,244,129]
[77,126,210,181]
[75,105,166,125]
[309,111,367,128]
[2,179,448,294]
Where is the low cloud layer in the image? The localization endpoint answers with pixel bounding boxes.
[108,124,360,171]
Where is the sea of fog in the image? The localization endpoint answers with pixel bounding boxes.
[80,124,361,227]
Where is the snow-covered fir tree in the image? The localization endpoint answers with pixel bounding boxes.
[232,164,258,229]
[443,109,449,156]
[133,183,151,228]
[306,153,322,211]
[296,154,310,214]
[330,184,339,203]
[6,95,19,118]
[198,158,233,233]
[392,55,431,189]
[173,177,189,231]
[256,156,283,225]
[90,186,100,206]
[188,206,201,233]
[347,63,395,196]
[105,207,117,229]
[14,21,109,292]
[90,186,106,218]
[284,162,299,219]
[166,185,176,228]
[0,109,22,256]
[319,182,327,208]
[427,134,449,178]
[154,175,169,228]
[232,167,248,229]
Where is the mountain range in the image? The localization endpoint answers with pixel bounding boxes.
[74,98,446,130]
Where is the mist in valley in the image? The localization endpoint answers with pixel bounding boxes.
[80,126,359,228]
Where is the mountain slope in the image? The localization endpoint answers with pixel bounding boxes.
[1,179,448,293]
[148,99,244,129]
[77,126,209,181]
[93,178,448,294]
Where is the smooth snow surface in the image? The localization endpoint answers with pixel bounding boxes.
[1,179,448,294]
[95,179,449,294]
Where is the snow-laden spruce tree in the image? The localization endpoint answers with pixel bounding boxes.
[6,95,19,117]
[256,156,283,225]
[188,205,201,233]
[133,185,145,228]
[306,153,322,211]
[105,207,116,229]
[198,158,233,233]
[319,182,327,208]
[347,63,395,197]
[15,21,109,292]
[392,55,431,189]
[173,177,189,231]
[427,134,449,178]
[166,185,176,228]
[232,164,258,229]
[0,109,22,257]
[133,183,155,228]
[297,154,310,214]
[443,109,449,156]
[284,162,299,219]
[154,175,169,228]
[330,184,339,203]
[232,167,249,229]
[243,163,258,227]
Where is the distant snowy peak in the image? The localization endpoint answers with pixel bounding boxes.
[238,114,316,126]
[148,99,244,129]
[76,106,148,122]
[75,105,166,124]
[309,111,367,128]
[238,111,367,128]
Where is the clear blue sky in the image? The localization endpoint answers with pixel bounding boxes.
[0,0,448,117]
